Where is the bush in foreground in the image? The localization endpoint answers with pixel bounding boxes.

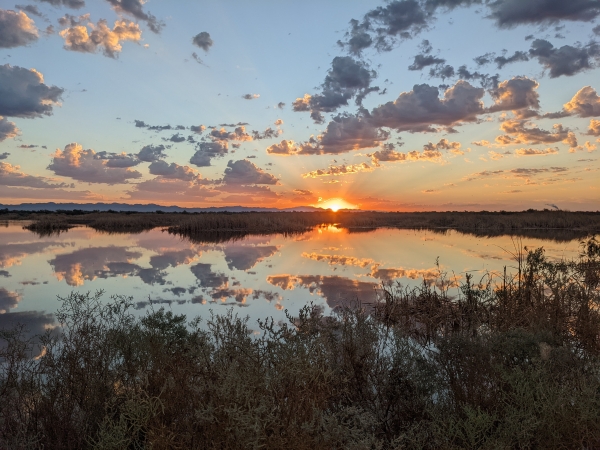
[1,239,599,449]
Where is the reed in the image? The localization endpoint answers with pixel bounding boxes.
[1,238,599,448]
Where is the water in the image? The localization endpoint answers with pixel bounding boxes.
[0,222,586,334]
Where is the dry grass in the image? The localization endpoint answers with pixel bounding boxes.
[1,238,599,448]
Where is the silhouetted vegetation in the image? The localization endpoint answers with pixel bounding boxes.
[8,209,600,240]
[1,238,599,448]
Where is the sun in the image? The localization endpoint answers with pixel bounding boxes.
[317,198,357,212]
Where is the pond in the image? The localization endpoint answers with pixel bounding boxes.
[0,221,588,334]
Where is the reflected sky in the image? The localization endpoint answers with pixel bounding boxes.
[0,222,588,329]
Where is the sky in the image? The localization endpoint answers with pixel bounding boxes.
[0,0,599,211]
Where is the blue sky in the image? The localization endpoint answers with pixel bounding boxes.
[1,0,599,210]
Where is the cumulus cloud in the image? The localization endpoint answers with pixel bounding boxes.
[587,119,600,136]
[563,86,600,117]
[514,147,559,156]
[0,288,20,313]
[408,53,446,70]
[137,144,167,162]
[495,119,577,148]
[48,142,142,184]
[293,56,377,119]
[0,116,19,141]
[94,151,140,168]
[59,17,142,58]
[488,0,600,28]
[319,114,390,154]
[0,9,38,48]
[242,93,260,100]
[0,161,72,188]
[368,142,446,165]
[0,152,9,160]
[0,64,64,118]
[528,39,600,78]
[210,126,253,142]
[487,76,540,116]
[148,160,201,182]
[370,80,485,132]
[192,31,213,51]
[302,162,373,178]
[104,0,163,33]
[189,141,228,167]
[190,124,206,134]
[223,159,278,185]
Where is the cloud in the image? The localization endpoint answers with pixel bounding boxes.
[495,120,577,148]
[190,124,206,134]
[191,263,228,288]
[242,93,260,100]
[293,189,313,196]
[15,5,43,17]
[528,39,600,78]
[148,160,201,182]
[104,0,163,33]
[223,159,279,185]
[126,177,217,202]
[0,116,19,141]
[192,31,213,51]
[0,64,64,118]
[0,9,38,48]
[0,288,20,313]
[487,76,540,116]
[588,119,600,136]
[209,126,253,142]
[0,152,8,160]
[369,80,485,132]
[293,56,377,119]
[488,0,600,28]
[514,147,559,156]
[0,161,72,188]
[189,141,228,167]
[34,0,84,8]
[494,50,529,68]
[59,18,142,58]
[137,144,167,162]
[164,133,185,142]
[223,243,279,271]
[302,162,373,178]
[94,151,139,168]
[48,143,142,184]
[368,142,446,165]
[408,53,446,70]
[563,86,600,117]
[276,102,285,109]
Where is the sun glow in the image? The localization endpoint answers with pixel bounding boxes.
[317,198,357,212]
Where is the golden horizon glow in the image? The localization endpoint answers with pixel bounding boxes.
[316,198,358,212]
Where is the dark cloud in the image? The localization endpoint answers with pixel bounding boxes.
[34,0,84,8]
[0,288,20,313]
[529,39,600,78]
[487,76,540,116]
[191,52,206,65]
[94,151,139,168]
[223,159,279,185]
[191,263,228,288]
[0,116,19,141]
[0,270,10,277]
[59,18,142,58]
[148,160,200,181]
[276,102,285,109]
[488,0,600,28]
[104,0,163,33]
[294,56,377,119]
[318,114,389,154]
[134,119,147,128]
[369,80,485,132]
[48,143,142,184]
[0,310,55,343]
[137,144,167,162]
[15,5,43,17]
[267,274,378,310]
[0,64,64,118]
[494,50,529,68]
[192,31,213,51]
[189,141,228,167]
[594,25,600,36]
[49,246,143,286]
[242,93,260,100]
[190,124,206,133]
[0,161,72,188]
[210,126,252,142]
[456,65,500,90]
[428,64,455,79]
[408,53,445,70]
[563,86,600,117]
[223,244,279,271]
[164,133,186,143]
[0,152,9,160]
[0,9,38,48]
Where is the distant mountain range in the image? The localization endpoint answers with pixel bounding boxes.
[0,202,328,213]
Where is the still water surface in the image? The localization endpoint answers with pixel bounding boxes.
[0,222,586,334]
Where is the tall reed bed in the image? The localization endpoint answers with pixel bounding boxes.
[1,238,599,448]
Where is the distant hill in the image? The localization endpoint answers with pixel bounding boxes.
[0,202,326,213]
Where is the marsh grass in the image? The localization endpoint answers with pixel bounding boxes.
[10,209,600,239]
[1,238,599,448]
